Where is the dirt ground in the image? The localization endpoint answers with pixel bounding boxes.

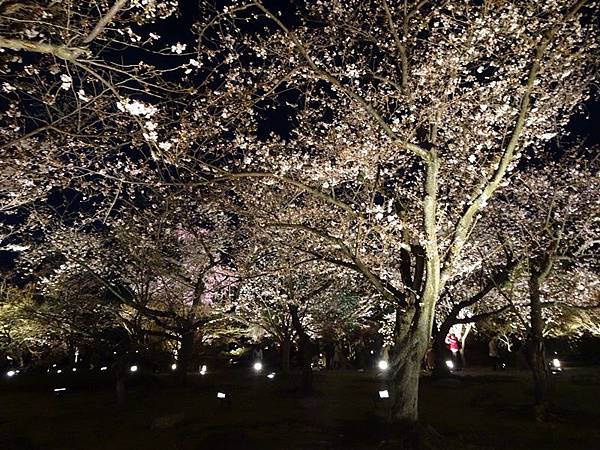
[1,367,599,449]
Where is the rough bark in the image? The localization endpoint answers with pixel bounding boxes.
[389,305,431,424]
[527,272,551,421]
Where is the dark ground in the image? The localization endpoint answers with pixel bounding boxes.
[1,366,599,450]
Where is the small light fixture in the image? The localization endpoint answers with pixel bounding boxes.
[130,365,138,373]
[217,392,226,399]
[253,362,263,372]
[53,387,66,392]
[200,364,207,375]
[552,358,560,368]
[446,360,454,369]
[378,390,389,399]
[6,370,15,377]
[171,363,177,371]
[377,360,389,371]
[100,366,108,371]
[267,372,276,379]
[72,368,77,372]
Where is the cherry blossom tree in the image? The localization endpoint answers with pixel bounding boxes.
[196,0,598,422]
[0,275,120,368]
[13,189,242,378]
[235,247,342,390]
[1,0,598,426]
[236,246,373,379]
[481,156,600,420]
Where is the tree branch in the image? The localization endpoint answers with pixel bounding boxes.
[441,0,588,284]
[82,0,129,44]
[253,1,430,161]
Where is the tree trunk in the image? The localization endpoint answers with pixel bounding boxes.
[432,320,452,377]
[459,324,472,368]
[289,304,313,393]
[113,356,127,405]
[281,336,291,374]
[176,331,195,381]
[389,306,430,424]
[390,340,422,424]
[527,273,551,421]
[299,335,313,393]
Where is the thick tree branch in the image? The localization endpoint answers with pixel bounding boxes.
[0,37,88,60]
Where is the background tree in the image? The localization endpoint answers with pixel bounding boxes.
[482,156,600,420]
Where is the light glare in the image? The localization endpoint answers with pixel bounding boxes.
[253,362,263,372]
[130,365,138,373]
[377,360,389,371]
[446,360,454,369]
[378,390,389,399]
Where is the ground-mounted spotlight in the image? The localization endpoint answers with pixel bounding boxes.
[445,360,454,370]
[267,372,276,379]
[377,360,389,371]
[552,358,561,369]
[6,370,15,377]
[171,363,177,371]
[378,390,390,399]
[253,361,263,372]
[200,364,207,375]
[130,365,138,373]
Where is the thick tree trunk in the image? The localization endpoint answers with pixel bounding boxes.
[176,331,195,381]
[390,339,423,424]
[389,306,431,424]
[527,335,550,420]
[527,273,551,421]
